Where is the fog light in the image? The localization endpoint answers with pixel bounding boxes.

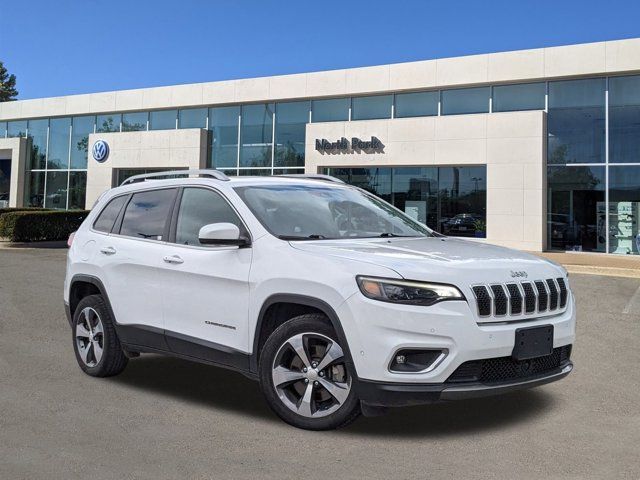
[389,349,446,373]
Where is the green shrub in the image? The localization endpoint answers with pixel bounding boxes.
[0,207,49,216]
[0,210,89,242]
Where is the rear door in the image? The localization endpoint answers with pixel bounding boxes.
[95,187,178,348]
[159,186,252,362]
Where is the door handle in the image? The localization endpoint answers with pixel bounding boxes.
[100,246,116,255]
[163,255,184,265]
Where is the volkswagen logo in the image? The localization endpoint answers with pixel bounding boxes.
[92,140,109,163]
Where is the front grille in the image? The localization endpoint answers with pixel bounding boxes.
[521,282,537,314]
[472,277,568,319]
[446,345,572,384]
[490,285,508,316]
[534,280,548,312]
[557,277,568,308]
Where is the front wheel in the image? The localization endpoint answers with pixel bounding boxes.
[258,314,361,430]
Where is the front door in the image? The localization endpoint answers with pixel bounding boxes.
[159,187,252,365]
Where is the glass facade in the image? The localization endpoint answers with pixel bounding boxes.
[0,72,637,254]
[325,166,487,238]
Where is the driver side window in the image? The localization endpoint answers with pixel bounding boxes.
[175,188,246,246]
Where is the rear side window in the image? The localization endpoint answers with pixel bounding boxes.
[175,188,246,246]
[119,189,177,241]
[93,195,128,233]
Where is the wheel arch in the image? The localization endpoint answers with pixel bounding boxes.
[251,294,353,374]
[68,275,116,327]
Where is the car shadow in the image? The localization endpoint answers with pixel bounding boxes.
[111,354,556,437]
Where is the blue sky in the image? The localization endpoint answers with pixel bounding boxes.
[1,0,639,99]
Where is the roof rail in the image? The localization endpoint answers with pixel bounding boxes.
[120,169,230,186]
[276,174,345,184]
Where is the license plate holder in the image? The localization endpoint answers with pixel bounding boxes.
[512,325,554,360]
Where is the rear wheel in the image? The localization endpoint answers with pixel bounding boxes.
[259,314,361,430]
[72,295,128,377]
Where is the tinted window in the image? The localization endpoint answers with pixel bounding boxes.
[93,195,128,233]
[149,110,177,130]
[275,101,309,168]
[609,75,640,164]
[179,108,207,129]
[122,112,148,132]
[351,95,392,120]
[394,91,438,118]
[240,103,274,168]
[441,87,490,115]
[548,78,605,164]
[119,189,176,240]
[492,82,545,112]
[312,98,349,123]
[209,106,240,169]
[175,188,246,246]
[96,114,121,133]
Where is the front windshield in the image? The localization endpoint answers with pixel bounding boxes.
[234,183,433,240]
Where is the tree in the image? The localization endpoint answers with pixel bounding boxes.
[0,61,18,102]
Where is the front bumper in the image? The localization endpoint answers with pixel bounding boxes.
[357,362,573,407]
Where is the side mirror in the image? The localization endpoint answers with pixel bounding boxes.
[198,223,251,247]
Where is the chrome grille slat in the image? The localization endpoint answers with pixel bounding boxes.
[471,278,568,320]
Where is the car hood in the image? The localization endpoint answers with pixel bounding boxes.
[289,236,565,286]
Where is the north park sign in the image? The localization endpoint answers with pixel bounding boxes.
[315,136,384,154]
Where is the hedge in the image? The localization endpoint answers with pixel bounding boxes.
[0,207,49,216]
[0,210,89,242]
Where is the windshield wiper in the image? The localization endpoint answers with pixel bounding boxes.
[278,234,329,240]
[378,232,415,238]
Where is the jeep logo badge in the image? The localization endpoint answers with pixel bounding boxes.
[92,140,109,163]
[510,270,528,278]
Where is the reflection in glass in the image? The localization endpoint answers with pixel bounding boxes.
[548,78,605,164]
[48,118,71,170]
[394,91,438,118]
[312,98,349,123]
[45,171,68,209]
[438,167,486,237]
[325,166,486,237]
[7,120,27,138]
[0,122,7,138]
[179,108,207,129]
[238,169,271,176]
[608,166,640,254]
[492,83,545,112]
[547,166,605,252]
[71,116,95,169]
[441,87,490,115]
[275,101,309,167]
[351,95,392,120]
[24,171,46,207]
[273,168,305,176]
[209,106,239,168]
[149,110,177,130]
[122,112,148,132]
[96,114,121,133]
[68,171,87,210]
[609,75,640,164]
[240,103,274,168]
[0,159,10,207]
[27,119,48,170]
[391,167,438,229]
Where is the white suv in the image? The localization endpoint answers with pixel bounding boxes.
[64,170,575,430]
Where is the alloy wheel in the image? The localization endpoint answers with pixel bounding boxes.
[75,307,104,367]
[272,332,351,418]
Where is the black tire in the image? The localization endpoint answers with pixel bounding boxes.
[72,294,128,377]
[259,313,361,430]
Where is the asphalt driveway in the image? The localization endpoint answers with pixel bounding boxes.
[0,248,638,479]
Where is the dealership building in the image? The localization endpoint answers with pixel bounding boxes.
[1,38,640,254]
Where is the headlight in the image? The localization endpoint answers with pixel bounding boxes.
[356,276,465,306]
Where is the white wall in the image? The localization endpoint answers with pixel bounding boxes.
[305,111,547,251]
[85,129,208,208]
